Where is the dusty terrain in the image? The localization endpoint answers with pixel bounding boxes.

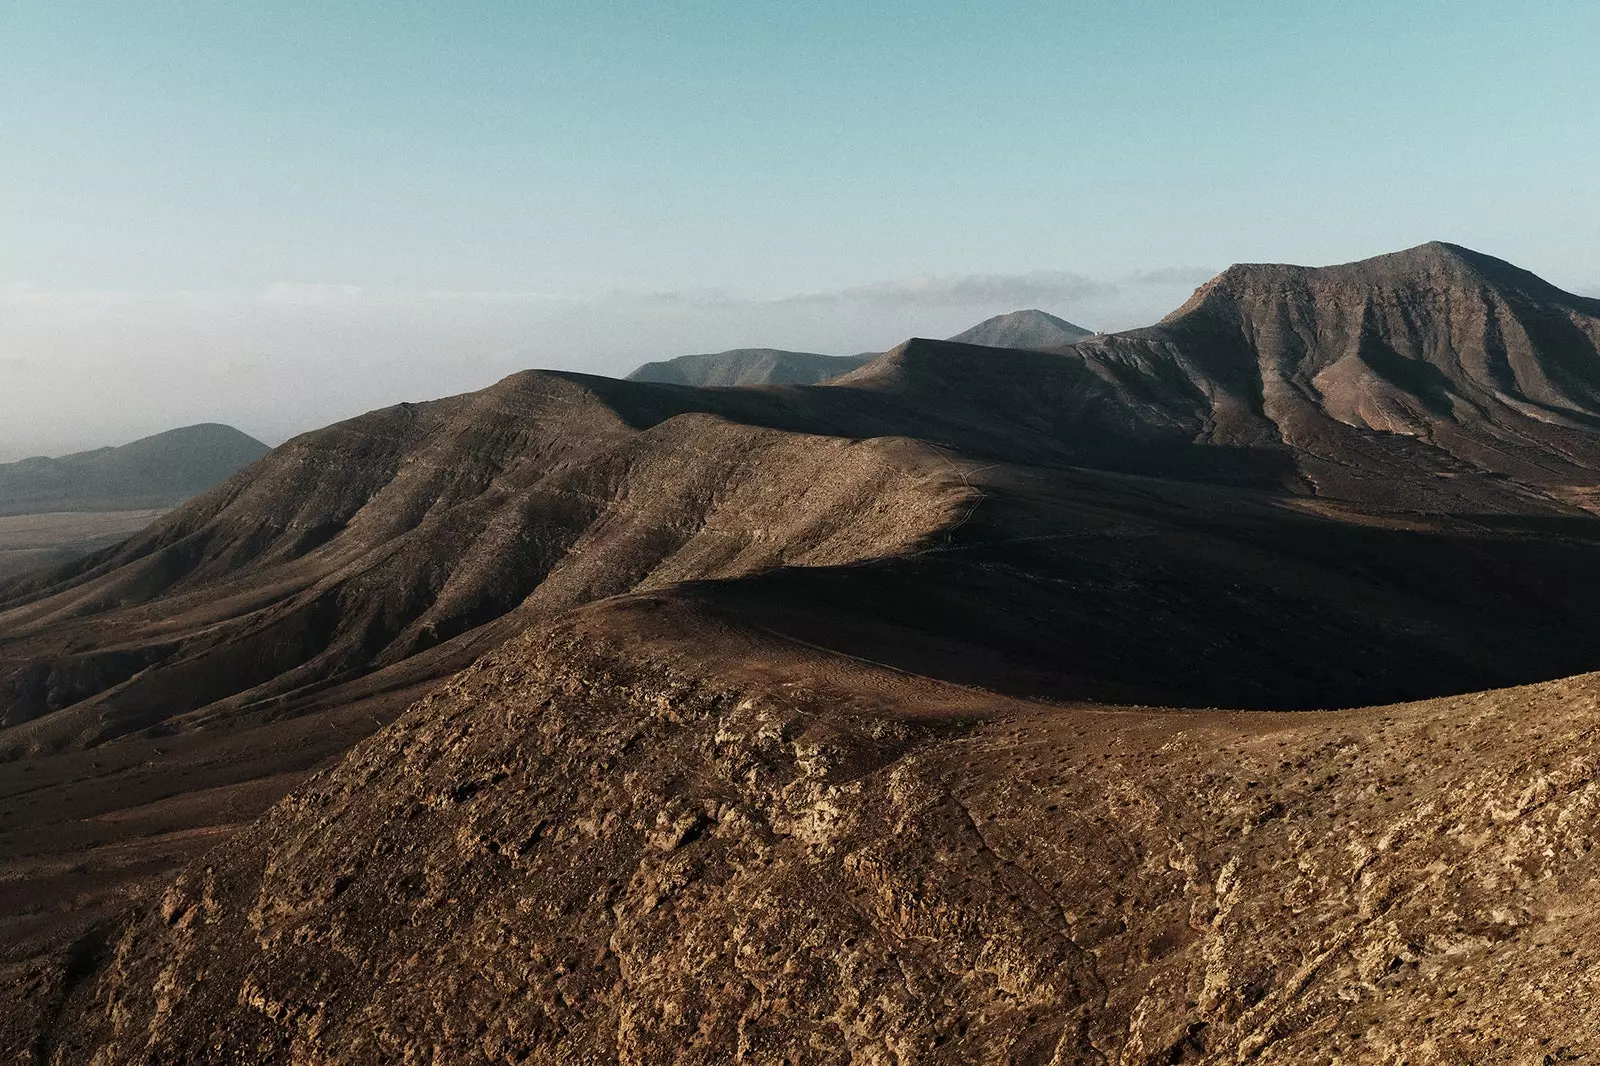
[8,242,1600,1062]
[39,602,1600,1065]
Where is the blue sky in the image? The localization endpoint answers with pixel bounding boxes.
[2,1,1597,454]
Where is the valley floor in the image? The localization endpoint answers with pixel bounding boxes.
[0,511,165,580]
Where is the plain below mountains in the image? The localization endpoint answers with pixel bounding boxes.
[12,244,1600,1063]
[944,307,1093,348]
[625,308,1092,385]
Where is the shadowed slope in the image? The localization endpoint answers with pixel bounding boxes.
[686,463,1600,709]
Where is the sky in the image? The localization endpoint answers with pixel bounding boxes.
[3,1,1598,458]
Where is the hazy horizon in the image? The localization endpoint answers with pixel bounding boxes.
[5,2,1598,458]
[0,268,1218,459]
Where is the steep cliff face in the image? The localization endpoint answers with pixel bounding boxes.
[44,605,1600,1065]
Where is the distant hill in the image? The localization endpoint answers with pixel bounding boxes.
[626,348,874,386]
[625,311,1093,387]
[945,308,1093,349]
[0,423,268,517]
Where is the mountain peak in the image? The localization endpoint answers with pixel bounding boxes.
[1168,242,1589,324]
[946,309,1093,350]
[1329,241,1544,289]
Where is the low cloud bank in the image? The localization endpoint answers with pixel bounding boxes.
[0,268,1212,459]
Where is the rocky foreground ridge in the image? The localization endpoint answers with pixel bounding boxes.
[42,604,1600,1064]
[8,243,1600,1062]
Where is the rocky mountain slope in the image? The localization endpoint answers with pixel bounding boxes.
[946,307,1093,348]
[10,243,1600,1063]
[0,374,967,747]
[0,424,267,517]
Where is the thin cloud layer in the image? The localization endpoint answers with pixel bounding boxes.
[635,267,1217,314]
[0,267,1212,460]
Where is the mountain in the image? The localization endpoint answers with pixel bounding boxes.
[12,243,1600,1062]
[0,423,269,517]
[0,509,167,580]
[1064,241,1600,509]
[625,348,874,386]
[945,307,1093,348]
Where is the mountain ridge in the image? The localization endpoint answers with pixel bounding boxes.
[946,307,1093,348]
[1166,241,1600,321]
[13,242,1600,1062]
